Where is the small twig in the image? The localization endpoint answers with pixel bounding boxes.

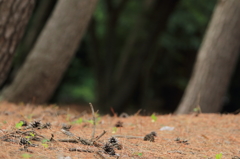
[61,128,92,145]
[134,109,142,116]
[94,130,106,141]
[89,103,96,141]
[58,139,78,143]
[61,128,75,137]
[69,148,96,153]
[95,151,106,159]
[113,135,143,139]
[110,107,117,117]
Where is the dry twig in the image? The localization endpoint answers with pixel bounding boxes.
[89,103,96,141]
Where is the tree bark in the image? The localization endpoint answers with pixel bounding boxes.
[14,0,57,69]
[175,0,240,114]
[1,0,98,103]
[0,0,35,87]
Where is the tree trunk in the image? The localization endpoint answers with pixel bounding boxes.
[106,0,179,112]
[0,0,35,87]
[1,0,98,104]
[14,0,57,69]
[175,0,240,114]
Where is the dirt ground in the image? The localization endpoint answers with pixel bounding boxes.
[0,102,239,159]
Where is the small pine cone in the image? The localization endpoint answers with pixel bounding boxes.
[108,137,118,144]
[144,134,155,142]
[30,120,41,128]
[103,143,115,156]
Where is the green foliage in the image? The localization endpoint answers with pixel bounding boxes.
[215,153,222,159]
[15,121,24,129]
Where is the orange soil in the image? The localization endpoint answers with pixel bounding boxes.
[0,102,239,159]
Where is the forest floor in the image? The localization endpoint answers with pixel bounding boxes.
[0,102,239,159]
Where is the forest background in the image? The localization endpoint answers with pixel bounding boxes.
[1,0,240,114]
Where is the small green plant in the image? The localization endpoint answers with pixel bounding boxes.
[138,152,143,156]
[21,153,32,158]
[193,105,202,113]
[133,152,143,156]
[215,153,222,159]
[151,114,157,122]
[72,118,83,124]
[112,127,117,133]
[25,132,35,139]
[29,133,35,137]
[86,117,101,124]
[3,120,7,124]
[86,119,94,124]
[15,121,24,129]
[41,139,50,143]
[42,143,49,148]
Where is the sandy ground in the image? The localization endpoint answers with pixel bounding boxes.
[0,102,239,159]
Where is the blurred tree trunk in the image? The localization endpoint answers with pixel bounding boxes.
[1,0,98,103]
[14,0,57,69]
[0,0,35,87]
[175,0,240,114]
[108,0,179,112]
[88,0,179,112]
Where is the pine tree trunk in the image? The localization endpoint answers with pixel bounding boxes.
[0,0,35,87]
[1,0,98,103]
[175,0,240,114]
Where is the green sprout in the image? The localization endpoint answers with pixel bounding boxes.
[72,118,83,124]
[112,127,117,133]
[86,117,101,124]
[215,153,222,159]
[42,143,49,148]
[151,114,157,122]
[15,121,24,129]
[87,119,94,124]
[193,107,201,112]
[21,153,32,158]
[25,133,35,139]
[133,152,143,156]
[138,152,143,156]
[41,139,50,143]
[29,133,35,137]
